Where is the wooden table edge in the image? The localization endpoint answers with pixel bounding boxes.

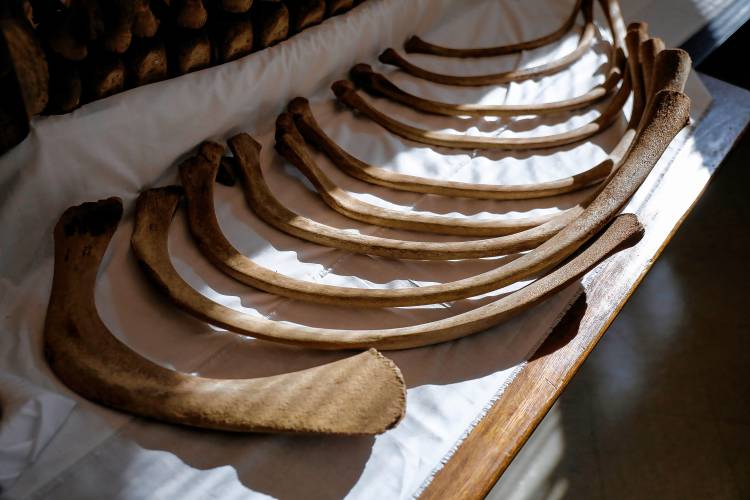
[420,77,750,500]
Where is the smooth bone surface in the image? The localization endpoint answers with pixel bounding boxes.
[404,0,584,57]
[379,22,596,87]
[289,97,622,200]
[45,197,406,434]
[231,90,689,306]
[275,114,564,236]
[231,132,580,260]
[331,74,630,151]
[349,61,623,118]
[135,186,642,348]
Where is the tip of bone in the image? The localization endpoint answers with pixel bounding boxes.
[198,141,225,166]
[403,35,427,53]
[331,79,355,98]
[378,48,401,66]
[229,133,262,154]
[610,213,645,249]
[275,112,298,141]
[349,64,377,89]
[287,97,310,115]
[60,197,123,238]
[627,21,648,33]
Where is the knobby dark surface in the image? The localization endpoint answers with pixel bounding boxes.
[489,19,750,500]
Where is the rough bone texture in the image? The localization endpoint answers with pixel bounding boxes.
[45,196,406,433]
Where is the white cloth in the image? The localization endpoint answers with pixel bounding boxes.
[0,0,713,498]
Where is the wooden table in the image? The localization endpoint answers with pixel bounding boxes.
[421,74,750,499]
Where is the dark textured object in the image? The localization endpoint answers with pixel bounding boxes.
[251,0,288,48]
[0,17,48,153]
[284,0,324,33]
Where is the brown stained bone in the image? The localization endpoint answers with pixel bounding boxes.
[1,18,48,116]
[99,0,135,53]
[133,0,160,38]
[639,37,664,102]
[284,0,325,33]
[45,57,81,113]
[127,36,168,86]
[404,0,584,57]
[349,58,623,118]
[81,52,125,100]
[598,0,627,49]
[353,0,626,118]
[625,22,648,128]
[181,144,551,304]
[212,12,254,62]
[251,0,289,48]
[289,96,624,200]
[229,90,689,306]
[276,113,575,234]
[135,186,641,347]
[219,0,254,13]
[379,22,596,87]
[180,141,594,305]
[325,0,352,17]
[232,132,582,260]
[46,197,406,433]
[175,0,208,29]
[173,29,212,74]
[331,73,631,151]
[37,7,88,61]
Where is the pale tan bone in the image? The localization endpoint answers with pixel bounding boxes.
[230,89,689,306]
[289,96,625,200]
[403,0,585,57]
[276,50,687,258]
[231,132,581,260]
[134,187,642,348]
[378,21,596,87]
[275,113,561,236]
[331,73,631,151]
[348,58,624,118]
[44,197,406,433]
[354,0,626,118]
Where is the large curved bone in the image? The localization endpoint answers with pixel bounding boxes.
[134,185,642,348]
[44,198,406,433]
[231,132,581,260]
[404,0,585,57]
[231,89,689,306]
[275,113,562,236]
[331,71,630,151]
[289,96,625,200]
[348,58,624,118]
[378,21,596,87]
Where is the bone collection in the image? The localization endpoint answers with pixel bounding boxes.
[43,0,693,435]
[0,0,366,154]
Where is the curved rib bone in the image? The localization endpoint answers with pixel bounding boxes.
[231,90,689,306]
[348,58,624,117]
[358,0,626,118]
[231,132,581,260]
[625,22,649,128]
[289,97,623,200]
[134,185,643,348]
[45,197,406,433]
[403,0,585,57]
[378,21,596,87]
[274,114,562,236]
[331,72,631,150]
